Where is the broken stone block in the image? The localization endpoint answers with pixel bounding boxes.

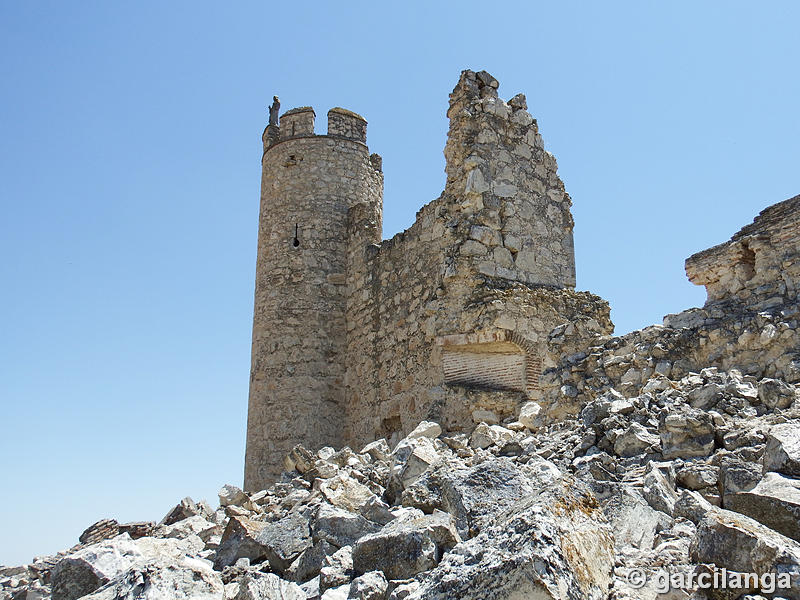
[763,422,800,477]
[758,378,798,409]
[232,572,305,600]
[352,511,460,580]
[517,401,541,430]
[725,472,800,542]
[642,467,678,517]
[349,570,388,600]
[285,540,337,584]
[320,472,378,513]
[254,510,313,573]
[676,462,720,490]
[692,507,800,594]
[218,485,253,510]
[469,422,513,449]
[312,503,380,548]
[213,516,268,570]
[51,536,140,600]
[613,422,660,458]
[319,545,353,592]
[659,407,715,459]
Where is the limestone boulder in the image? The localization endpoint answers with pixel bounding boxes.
[351,511,460,580]
[320,473,376,513]
[390,437,441,491]
[517,401,541,429]
[51,535,141,600]
[232,572,305,600]
[601,487,670,549]
[412,456,562,538]
[407,477,613,600]
[312,503,380,549]
[642,467,679,516]
[254,510,313,572]
[213,516,267,570]
[319,545,353,592]
[725,472,800,542]
[613,422,661,458]
[659,407,715,459]
[763,422,800,477]
[349,570,388,600]
[676,462,719,490]
[758,378,798,409]
[159,497,203,526]
[692,507,800,598]
[469,422,514,449]
[80,554,223,600]
[218,485,253,510]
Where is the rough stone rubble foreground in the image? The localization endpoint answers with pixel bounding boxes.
[4,72,800,600]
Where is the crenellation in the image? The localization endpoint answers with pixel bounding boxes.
[328,107,368,142]
[279,106,315,139]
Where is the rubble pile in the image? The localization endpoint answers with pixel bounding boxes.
[4,357,800,600]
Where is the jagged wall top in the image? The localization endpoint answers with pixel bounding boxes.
[686,194,800,302]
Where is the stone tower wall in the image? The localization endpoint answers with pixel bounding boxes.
[245,118,382,491]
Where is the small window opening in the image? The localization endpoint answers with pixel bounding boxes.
[292,223,300,247]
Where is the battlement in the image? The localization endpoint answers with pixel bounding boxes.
[327,107,367,142]
[279,106,315,139]
[267,105,368,147]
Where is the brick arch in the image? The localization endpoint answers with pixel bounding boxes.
[436,330,541,397]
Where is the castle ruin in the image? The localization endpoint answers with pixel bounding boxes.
[244,70,613,490]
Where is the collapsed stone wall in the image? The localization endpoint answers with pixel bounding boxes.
[539,194,800,423]
[341,70,610,453]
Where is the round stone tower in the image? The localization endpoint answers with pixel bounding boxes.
[244,104,383,491]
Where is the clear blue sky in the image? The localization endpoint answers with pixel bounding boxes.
[1,1,798,566]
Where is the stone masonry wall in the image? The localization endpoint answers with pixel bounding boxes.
[245,113,383,491]
[538,195,800,425]
[341,71,609,452]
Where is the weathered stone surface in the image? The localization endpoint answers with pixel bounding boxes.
[352,511,459,580]
[469,422,514,450]
[312,504,380,549]
[692,507,800,597]
[408,479,613,600]
[660,407,716,459]
[726,472,800,542]
[213,517,267,570]
[614,422,660,458]
[642,467,679,516]
[81,554,223,600]
[232,572,305,600]
[319,545,353,593]
[763,422,800,477]
[51,536,141,600]
[349,570,388,600]
[320,473,375,513]
[254,510,313,572]
[286,540,337,583]
[602,487,670,549]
